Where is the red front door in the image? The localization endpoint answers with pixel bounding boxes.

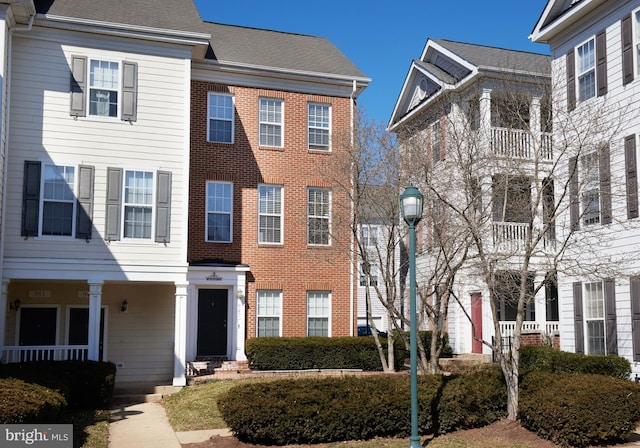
[471,293,483,354]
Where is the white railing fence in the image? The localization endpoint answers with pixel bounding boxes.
[490,127,553,161]
[2,345,88,363]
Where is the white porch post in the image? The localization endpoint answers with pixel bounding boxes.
[173,282,188,386]
[479,88,492,147]
[87,282,103,361]
[234,276,247,361]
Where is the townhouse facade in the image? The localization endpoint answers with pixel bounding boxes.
[0,0,368,386]
[388,39,558,357]
[532,0,640,377]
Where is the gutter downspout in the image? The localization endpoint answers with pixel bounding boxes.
[349,79,356,336]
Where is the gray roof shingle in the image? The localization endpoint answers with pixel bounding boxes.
[432,39,550,76]
[203,21,368,79]
[34,0,207,34]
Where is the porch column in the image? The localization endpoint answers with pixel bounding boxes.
[87,282,103,361]
[234,276,247,361]
[0,281,8,357]
[530,96,541,137]
[173,282,188,386]
[479,88,492,147]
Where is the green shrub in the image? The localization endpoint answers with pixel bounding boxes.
[520,346,631,379]
[0,361,116,409]
[0,378,66,423]
[393,331,453,371]
[218,374,443,445]
[436,366,506,433]
[519,371,640,447]
[245,337,383,371]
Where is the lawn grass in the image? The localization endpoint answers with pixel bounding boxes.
[66,409,110,448]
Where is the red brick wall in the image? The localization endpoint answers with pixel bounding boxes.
[189,81,356,337]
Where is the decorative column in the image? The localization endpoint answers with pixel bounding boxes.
[173,282,188,386]
[87,282,103,361]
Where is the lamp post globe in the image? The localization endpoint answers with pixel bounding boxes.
[400,185,423,448]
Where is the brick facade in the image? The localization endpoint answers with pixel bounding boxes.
[189,81,356,338]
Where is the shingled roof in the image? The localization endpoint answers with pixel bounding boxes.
[34,0,207,35]
[432,39,550,76]
[202,21,368,80]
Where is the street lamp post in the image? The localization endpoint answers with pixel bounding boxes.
[400,185,423,448]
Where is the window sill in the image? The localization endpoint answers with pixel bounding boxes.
[257,243,283,248]
[258,146,285,152]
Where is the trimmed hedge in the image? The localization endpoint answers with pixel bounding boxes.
[0,360,116,409]
[245,337,383,371]
[0,378,66,423]
[218,374,444,444]
[519,346,631,379]
[519,371,640,447]
[437,366,506,433]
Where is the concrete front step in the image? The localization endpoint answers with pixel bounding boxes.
[112,382,182,405]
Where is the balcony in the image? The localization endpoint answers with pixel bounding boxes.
[492,222,528,252]
[499,321,559,339]
[491,127,553,161]
[2,345,88,363]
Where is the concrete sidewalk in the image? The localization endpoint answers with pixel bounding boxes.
[109,401,230,447]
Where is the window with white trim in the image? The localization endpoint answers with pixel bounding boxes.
[259,99,283,147]
[41,164,76,236]
[360,225,378,247]
[431,121,441,164]
[256,290,282,337]
[308,103,331,150]
[577,38,596,101]
[635,11,640,75]
[123,170,153,239]
[584,282,605,355]
[307,187,331,245]
[206,181,232,242]
[359,262,378,287]
[89,59,119,117]
[581,152,600,225]
[258,185,283,244]
[307,291,330,336]
[208,93,234,143]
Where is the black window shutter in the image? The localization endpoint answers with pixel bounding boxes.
[625,134,639,219]
[70,56,87,117]
[155,171,171,243]
[566,50,576,111]
[596,30,608,97]
[105,168,123,241]
[573,282,584,354]
[569,156,579,230]
[121,61,138,122]
[600,144,612,224]
[631,277,640,361]
[21,161,41,237]
[622,14,634,86]
[604,279,617,355]
[76,165,94,240]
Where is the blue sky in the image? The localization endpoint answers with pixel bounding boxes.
[193,0,550,126]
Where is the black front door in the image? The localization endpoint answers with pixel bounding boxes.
[19,307,57,361]
[69,307,105,361]
[197,289,228,357]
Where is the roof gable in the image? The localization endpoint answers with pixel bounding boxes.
[530,0,608,43]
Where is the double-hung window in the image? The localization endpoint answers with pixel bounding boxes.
[577,39,596,102]
[259,99,283,147]
[581,152,600,225]
[431,121,441,164]
[308,103,331,150]
[208,93,234,143]
[584,282,605,355]
[89,60,119,118]
[41,165,76,236]
[360,225,378,247]
[258,185,283,244]
[123,170,153,239]
[256,290,282,337]
[206,181,232,242]
[307,187,331,245]
[359,263,379,287]
[307,291,330,336]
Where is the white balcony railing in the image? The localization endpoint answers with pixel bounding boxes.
[2,345,89,363]
[492,222,528,252]
[499,321,559,339]
[490,127,553,161]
